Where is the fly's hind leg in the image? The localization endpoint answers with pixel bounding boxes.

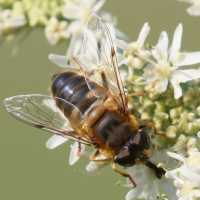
[112,161,136,188]
[70,55,84,74]
[126,81,157,103]
[139,123,166,137]
[99,70,109,90]
[86,70,109,90]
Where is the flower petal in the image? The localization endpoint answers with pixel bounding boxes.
[152,31,168,61]
[114,39,131,51]
[174,69,200,83]
[143,64,157,82]
[66,20,84,35]
[92,0,106,12]
[126,184,144,200]
[169,23,183,61]
[187,5,200,16]
[178,52,200,66]
[137,22,150,49]
[46,135,68,149]
[167,152,185,162]
[69,142,85,165]
[119,67,128,84]
[62,2,80,20]
[168,168,200,184]
[49,54,79,69]
[155,78,168,93]
[169,74,182,99]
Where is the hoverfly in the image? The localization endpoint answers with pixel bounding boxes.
[4,13,165,187]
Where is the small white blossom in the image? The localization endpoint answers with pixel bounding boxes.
[143,23,200,99]
[44,17,70,45]
[114,22,151,69]
[173,134,198,156]
[27,5,48,27]
[62,0,106,23]
[0,9,26,36]
[166,151,200,200]
[176,0,200,16]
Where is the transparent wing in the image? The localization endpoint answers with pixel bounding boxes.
[82,13,127,111]
[4,94,93,146]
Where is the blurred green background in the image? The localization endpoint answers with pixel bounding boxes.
[1,0,200,199]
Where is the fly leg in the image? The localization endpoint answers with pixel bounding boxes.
[70,55,84,74]
[126,81,157,103]
[85,69,109,90]
[90,149,113,162]
[70,55,96,78]
[139,123,166,137]
[99,70,109,90]
[90,149,100,160]
[77,142,82,157]
[112,161,136,188]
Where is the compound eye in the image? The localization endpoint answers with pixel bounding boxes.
[133,130,150,150]
[114,148,136,167]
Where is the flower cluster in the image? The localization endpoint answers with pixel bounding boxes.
[46,16,200,199]
[166,149,200,200]
[0,0,112,45]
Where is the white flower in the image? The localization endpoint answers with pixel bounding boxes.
[0,9,26,36]
[44,17,70,45]
[62,1,122,58]
[62,0,106,23]
[125,150,176,200]
[166,151,200,200]
[176,0,200,16]
[114,22,151,69]
[143,23,200,99]
[173,134,198,156]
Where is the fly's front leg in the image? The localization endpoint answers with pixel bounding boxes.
[90,149,100,160]
[139,123,166,137]
[90,149,112,162]
[126,81,157,103]
[112,161,136,188]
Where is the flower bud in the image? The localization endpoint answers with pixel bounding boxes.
[165,98,181,107]
[155,101,165,112]
[141,112,151,123]
[149,89,160,100]
[197,106,200,116]
[170,106,182,119]
[166,125,180,143]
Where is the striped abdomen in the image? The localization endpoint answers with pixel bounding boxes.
[51,71,107,121]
